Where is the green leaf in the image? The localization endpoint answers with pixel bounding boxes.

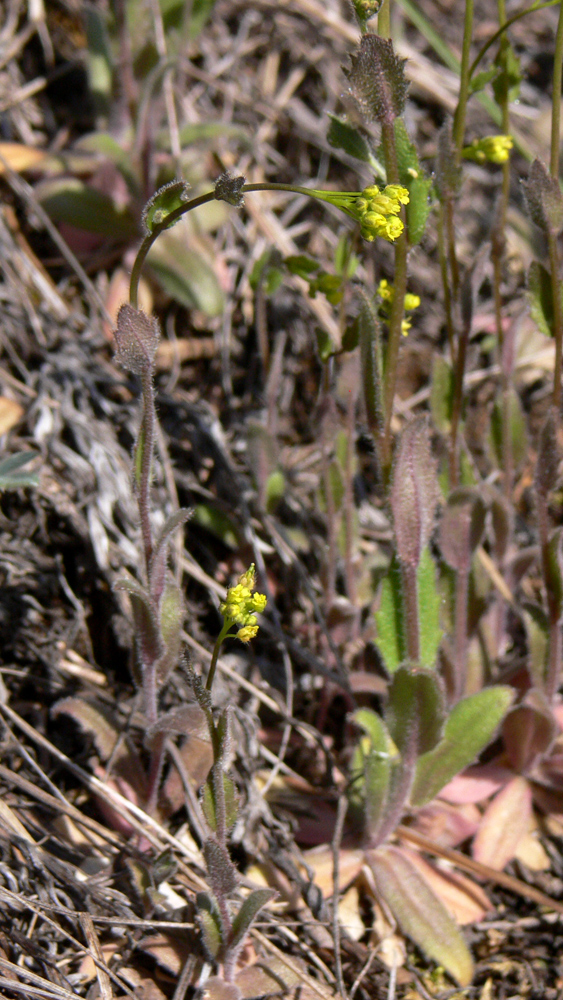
[418,546,443,670]
[326,114,373,163]
[545,527,563,616]
[334,235,359,279]
[469,67,498,95]
[410,686,514,806]
[172,121,249,149]
[201,772,238,833]
[229,889,276,954]
[375,555,406,674]
[492,42,522,105]
[315,327,336,362]
[430,355,454,434]
[358,290,382,435]
[265,470,285,512]
[143,180,191,233]
[148,232,225,316]
[196,891,224,959]
[36,178,137,239]
[85,7,113,118]
[0,452,38,490]
[284,254,319,278]
[75,132,140,197]
[386,667,445,758]
[203,838,238,897]
[523,158,563,235]
[192,505,239,549]
[393,118,432,245]
[527,259,562,338]
[350,709,395,835]
[490,388,527,469]
[521,601,549,689]
[366,845,473,986]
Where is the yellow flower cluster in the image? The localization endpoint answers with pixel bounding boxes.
[220,564,267,642]
[377,279,421,335]
[309,183,409,243]
[462,135,513,165]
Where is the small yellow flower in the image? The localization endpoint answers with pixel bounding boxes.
[462,135,513,165]
[220,564,267,640]
[377,281,421,336]
[306,183,409,243]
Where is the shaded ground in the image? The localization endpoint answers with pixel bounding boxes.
[1,1,563,998]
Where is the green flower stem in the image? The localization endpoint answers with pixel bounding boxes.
[453,0,475,157]
[378,0,391,38]
[437,204,456,364]
[206,620,233,693]
[449,310,470,487]
[551,0,563,179]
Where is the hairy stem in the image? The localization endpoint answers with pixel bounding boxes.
[453,0,475,157]
[551,0,563,179]
[137,369,157,574]
[401,562,420,662]
[548,229,563,413]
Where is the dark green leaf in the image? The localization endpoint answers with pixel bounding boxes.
[196,891,224,959]
[386,666,445,758]
[326,114,373,163]
[36,178,137,239]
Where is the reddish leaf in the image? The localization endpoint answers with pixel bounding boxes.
[472,776,532,870]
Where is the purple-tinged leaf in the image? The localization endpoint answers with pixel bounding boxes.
[502,689,558,773]
[489,490,512,560]
[472,776,532,870]
[201,772,238,834]
[391,418,438,569]
[146,704,209,745]
[203,837,239,897]
[149,508,192,605]
[203,978,242,1000]
[439,488,486,575]
[366,845,473,986]
[410,686,514,807]
[523,159,563,235]
[114,304,160,377]
[535,409,561,500]
[346,35,408,126]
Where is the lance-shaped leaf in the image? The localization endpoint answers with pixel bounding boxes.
[350,709,396,836]
[523,158,563,235]
[545,527,563,617]
[203,838,239,898]
[0,452,39,490]
[490,388,527,470]
[418,546,443,670]
[156,578,185,682]
[502,689,558,773]
[535,409,560,500]
[527,260,563,339]
[521,602,549,689]
[114,572,164,668]
[439,488,486,576]
[327,115,374,164]
[228,889,277,957]
[472,776,532,870]
[393,118,432,245]
[196,891,225,960]
[410,686,514,806]
[386,666,445,761]
[346,34,408,126]
[202,771,238,833]
[391,419,438,569]
[146,704,210,746]
[489,490,512,561]
[149,508,192,605]
[142,179,190,234]
[113,304,160,377]
[216,708,234,769]
[366,845,473,986]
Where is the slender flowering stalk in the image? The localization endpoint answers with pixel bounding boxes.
[206,564,267,692]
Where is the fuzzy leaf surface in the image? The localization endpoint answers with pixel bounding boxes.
[374,555,406,673]
[439,488,486,575]
[391,419,438,569]
[346,35,408,124]
[350,708,394,834]
[386,667,445,759]
[203,838,239,897]
[523,158,563,234]
[229,889,276,954]
[196,891,224,959]
[142,180,190,233]
[366,845,473,986]
[417,546,443,670]
[410,686,514,806]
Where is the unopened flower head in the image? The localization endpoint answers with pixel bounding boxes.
[462,135,513,165]
[220,564,267,641]
[308,183,409,243]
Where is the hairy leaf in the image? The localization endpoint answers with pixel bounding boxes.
[113,305,160,377]
[439,488,486,575]
[386,667,445,760]
[391,419,438,569]
[203,838,239,897]
[196,891,224,959]
[346,35,408,125]
[374,555,406,673]
[410,686,514,806]
[366,845,473,986]
[435,119,462,201]
[229,889,276,954]
[149,508,192,604]
[202,772,238,833]
[350,708,395,835]
[523,158,563,235]
[393,118,432,244]
[418,546,443,670]
[327,115,374,163]
[142,180,191,234]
